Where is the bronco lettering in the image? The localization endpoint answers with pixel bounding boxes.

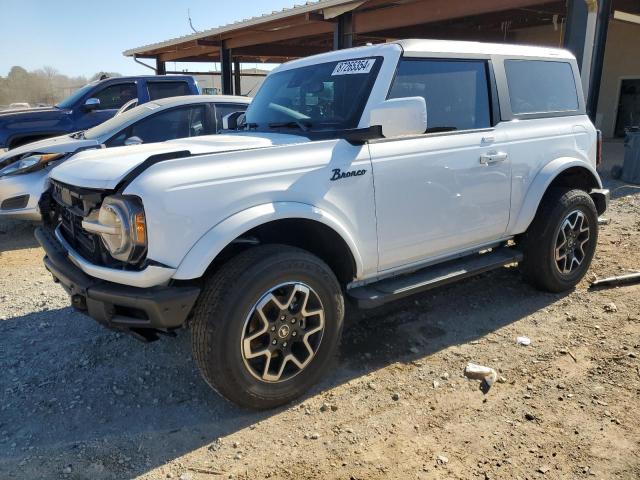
[330,168,367,181]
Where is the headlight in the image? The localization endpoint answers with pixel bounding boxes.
[0,153,64,177]
[82,195,147,263]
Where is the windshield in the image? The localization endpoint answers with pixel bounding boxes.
[56,82,98,109]
[83,102,158,140]
[243,57,382,132]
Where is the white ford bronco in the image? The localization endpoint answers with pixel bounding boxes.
[37,40,608,409]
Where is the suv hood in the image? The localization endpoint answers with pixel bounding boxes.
[50,132,310,190]
[0,134,98,164]
[0,107,67,126]
[0,106,62,117]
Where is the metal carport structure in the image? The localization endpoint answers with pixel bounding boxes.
[123,0,621,116]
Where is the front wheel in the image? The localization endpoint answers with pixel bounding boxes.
[191,245,344,409]
[520,188,598,292]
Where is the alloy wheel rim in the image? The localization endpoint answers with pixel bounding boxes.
[241,282,325,383]
[554,209,590,275]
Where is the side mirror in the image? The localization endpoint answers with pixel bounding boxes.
[368,97,427,138]
[124,136,143,146]
[83,98,100,111]
[222,111,246,130]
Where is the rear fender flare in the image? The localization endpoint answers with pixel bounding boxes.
[510,157,602,234]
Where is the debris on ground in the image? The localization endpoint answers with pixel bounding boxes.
[559,348,578,362]
[464,362,498,393]
[590,272,640,289]
[516,336,531,346]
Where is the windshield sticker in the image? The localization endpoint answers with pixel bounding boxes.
[332,59,375,76]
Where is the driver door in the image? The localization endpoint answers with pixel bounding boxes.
[76,82,138,130]
[370,57,512,272]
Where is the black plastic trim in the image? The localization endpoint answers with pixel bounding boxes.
[590,188,609,215]
[115,150,191,193]
[35,226,200,331]
[1,194,29,210]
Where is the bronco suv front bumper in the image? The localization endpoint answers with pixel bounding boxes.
[35,226,200,339]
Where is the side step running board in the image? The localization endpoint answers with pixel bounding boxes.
[348,248,523,309]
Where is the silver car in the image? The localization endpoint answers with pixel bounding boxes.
[0,95,250,220]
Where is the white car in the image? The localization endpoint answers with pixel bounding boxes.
[38,40,608,409]
[0,95,250,220]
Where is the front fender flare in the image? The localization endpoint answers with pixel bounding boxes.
[172,202,364,280]
[510,157,602,234]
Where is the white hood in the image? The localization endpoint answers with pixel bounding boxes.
[49,132,309,190]
[0,134,98,163]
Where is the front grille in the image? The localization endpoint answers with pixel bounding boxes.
[59,206,102,261]
[50,180,111,266]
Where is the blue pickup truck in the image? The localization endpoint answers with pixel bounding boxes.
[0,75,199,151]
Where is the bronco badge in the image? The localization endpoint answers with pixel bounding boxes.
[330,168,367,181]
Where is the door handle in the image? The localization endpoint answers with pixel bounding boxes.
[479,151,508,165]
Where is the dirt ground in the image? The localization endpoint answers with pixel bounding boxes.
[0,144,639,479]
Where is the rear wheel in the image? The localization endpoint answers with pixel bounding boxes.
[520,188,598,292]
[191,244,344,409]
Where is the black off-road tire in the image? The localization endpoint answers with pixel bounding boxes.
[520,188,598,292]
[191,244,344,409]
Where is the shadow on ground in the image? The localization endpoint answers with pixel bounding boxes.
[0,218,39,253]
[0,266,568,478]
[600,140,640,200]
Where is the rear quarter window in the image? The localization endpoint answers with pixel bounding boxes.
[147,81,192,100]
[504,60,579,115]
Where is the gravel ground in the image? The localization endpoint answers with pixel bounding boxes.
[0,149,639,479]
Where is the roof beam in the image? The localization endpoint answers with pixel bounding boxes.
[196,39,222,47]
[354,0,552,33]
[613,10,640,25]
[225,21,334,49]
[158,46,219,62]
[233,43,329,57]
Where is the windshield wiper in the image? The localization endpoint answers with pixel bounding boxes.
[268,120,311,132]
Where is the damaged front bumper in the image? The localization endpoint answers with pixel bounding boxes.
[35,226,200,340]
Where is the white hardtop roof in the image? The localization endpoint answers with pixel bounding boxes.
[396,39,575,59]
[275,39,575,73]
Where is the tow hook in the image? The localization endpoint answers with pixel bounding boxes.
[71,294,87,311]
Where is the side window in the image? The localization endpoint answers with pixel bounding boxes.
[147,81,192,100]
[214,103,249,132]
[106,106,206,146]
[388,59,491,131]
[504,60,579,115]
[92,83,137,110]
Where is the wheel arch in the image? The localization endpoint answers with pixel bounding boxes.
[173,202,363,284]
[511,158,602,234]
